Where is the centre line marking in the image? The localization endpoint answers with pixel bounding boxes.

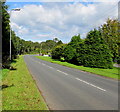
[48,66,54,69]
[57,70,69,76]
[45,65,54,69]
[75,78,106,92]
[42,63,46,66]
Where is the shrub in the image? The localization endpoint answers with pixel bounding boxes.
[51,44,66,60]
[63,34,82,64]
[63,45,77,63]
[81,29,113,68]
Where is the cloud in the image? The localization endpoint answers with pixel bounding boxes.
[7,0,119,2]
[10,2,118,43]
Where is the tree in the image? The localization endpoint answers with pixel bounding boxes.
[56,40,63,46]
[76,41,86,65]
[63,45,77,63]
[69,34,81,45]
[2,2,10,63]
[51,44,66,60]
[78,29,113,68]
[100,19,120,62]
[39,39,63,54]
[53,38,59,43]
[63,34,82,64]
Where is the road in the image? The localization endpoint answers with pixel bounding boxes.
[24,55,118,110]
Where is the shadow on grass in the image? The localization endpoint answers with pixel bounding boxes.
[52,58,66,62]
[0,84,14,90]
[55,59,80,66]
[11,59,17,63]
[2,58,18,70]
[9,67,17,70]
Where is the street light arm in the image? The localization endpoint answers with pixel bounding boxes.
[12,8,21,11]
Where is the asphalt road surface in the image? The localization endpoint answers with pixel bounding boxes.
[24,55,118,110]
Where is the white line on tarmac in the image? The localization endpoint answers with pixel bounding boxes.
[57,70,69,76]
[75,78,106,92]
[47,66,54,69]
[29,57,106,92]
[42,63,46,66]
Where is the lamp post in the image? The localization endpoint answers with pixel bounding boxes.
[9,8,20,61]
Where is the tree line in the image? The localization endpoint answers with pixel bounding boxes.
[51,19,120,69]
[2,2,62,68]
[2,2,120,69]
[2,1,41,66]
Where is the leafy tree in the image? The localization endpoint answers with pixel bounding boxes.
[2,2,10,63]
[79,29,113,68]
[40,39,63,54]
[53,38,59,43]
[46,40,56,50]
[56,40,63,46]
[63,45,77,63]
[63,34,82,64]
[100,19,120,62]
[69,34,81,45]
[76,41,86,65]
[51,44,66,59]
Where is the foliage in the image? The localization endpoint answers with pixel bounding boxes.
[51,44,66,59]
[10,30,41,56]
[1,69,9,80]
[56,40,63,46]
[76,41,86,65]
[2,2,117,69]
[63,34,82,64]
[2,2,10,63]
[100,19,120,63]
[2,56,48,110]
[69,34,81,46]
[40,38,63,54]
[79,29,113,69]
[2,2,63,66]
[63,45,77,63]
[36,56,119,79]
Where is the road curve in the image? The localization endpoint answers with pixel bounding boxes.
[24,55,118,110]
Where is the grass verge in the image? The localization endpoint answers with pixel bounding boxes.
[1,69,9,80]
[35,56,119,80]
[2,56,48,110]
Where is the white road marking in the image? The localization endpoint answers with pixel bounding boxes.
[47,66,54,69]
[29,57,106,92]
[75,78,106,92]
[30,58,54,69]
[42,63,46,66]
[57,70,69,76]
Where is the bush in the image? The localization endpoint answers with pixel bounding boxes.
[63,34,82,64]
[51,44,66,60]
[80,29,113,69]
[63,45,77,64]
[76,41,86,65]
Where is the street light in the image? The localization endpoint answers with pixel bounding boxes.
[9,8,20,61]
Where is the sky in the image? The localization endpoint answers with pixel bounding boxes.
[6,0,118,43]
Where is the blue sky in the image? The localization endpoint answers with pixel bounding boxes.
[6,1,118,43]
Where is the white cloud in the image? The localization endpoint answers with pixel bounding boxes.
[10,2,118,43]
[7,0,119,2]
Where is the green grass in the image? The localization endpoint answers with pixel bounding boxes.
[1,69,10,80]
[35,56,119,80]
[2,56,48,110]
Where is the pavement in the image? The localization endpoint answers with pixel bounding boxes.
[24,55,119,110]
